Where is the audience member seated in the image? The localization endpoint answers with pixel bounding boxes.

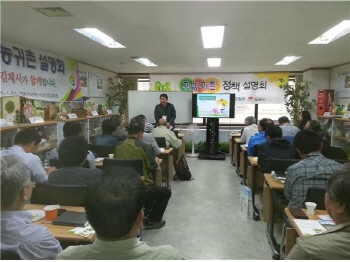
[48,136,102,185]
[240,116,258,145]
[1,129,54,183]
[278,116,300,137]
[115,117,171,230]
[111,114,128,140]
[298,110,311,130]
[247,118,274,156]
[284,130,344,208]
[287,168,350,259]
[92,119,118,146]
[49,122,96,169]
[137,115,161,155]
[0,155,62,259]
[138,114,154,133]
[56,168,182,260]
[258,125,299,172]
[152,119,181,149]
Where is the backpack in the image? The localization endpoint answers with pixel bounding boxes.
[174,155,192,181]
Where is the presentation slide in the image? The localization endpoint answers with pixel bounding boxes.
[196,93,231,118]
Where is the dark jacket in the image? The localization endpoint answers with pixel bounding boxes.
[258,137,299,172]
[154,102,176,127]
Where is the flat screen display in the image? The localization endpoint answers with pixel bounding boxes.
[192,93,235,118]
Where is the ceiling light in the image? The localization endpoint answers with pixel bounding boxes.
[133,58,157,67]
[207,58,221,67]
[275,56,301,65]
[33,7,73,17]
[201,26,225,48]
[74,28,125,48]
[309,20,350,44]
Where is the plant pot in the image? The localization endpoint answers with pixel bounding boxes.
[112,106,119,114]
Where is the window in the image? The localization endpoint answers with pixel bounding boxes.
[137,78,150,90]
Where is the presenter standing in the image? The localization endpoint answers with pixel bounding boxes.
[154,94,176,130]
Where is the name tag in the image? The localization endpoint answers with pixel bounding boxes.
[28,116,44,123]
[91,111,99,116]
[106,110,113,114]
[67,113,78,119]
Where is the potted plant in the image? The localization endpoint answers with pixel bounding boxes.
[106,75,134,117]
[279,76,313,127]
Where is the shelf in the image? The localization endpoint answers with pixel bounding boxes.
[58,117,89,122]
[20,121,58,128]
[334,136,350,143]
[87,115,105,119]
[0,125,21,132]
[36,145,57,153]
[333,118,350,122]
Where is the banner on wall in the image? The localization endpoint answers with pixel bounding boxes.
[1,41,83,101]
[150,73,289,104]
[335,72,350,98]
[88,73,103,98]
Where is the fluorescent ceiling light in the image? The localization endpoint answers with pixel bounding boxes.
[133,58,157,67]
[201,26,225,48]
[207,58,221,67]
[309,20,350,44]
[74,28,125,48]
[275,56,301,65]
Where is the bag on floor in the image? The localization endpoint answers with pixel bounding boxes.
[240,185,253,219]
[174,155,192,181]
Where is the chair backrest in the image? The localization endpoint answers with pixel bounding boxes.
[49,158,90,169]
[334,159,350,164]
[88,144,115,157]
[154,137,167,148]
[322,146,348,160]
[103,158,143,176]
[31,183,88,206]
[270,158,301,171]
[305,186,327,210]
[1,250,21,260]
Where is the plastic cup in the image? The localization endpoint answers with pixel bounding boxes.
[109,154,114,158]
[305,202,317,215]
[43,205,59,221]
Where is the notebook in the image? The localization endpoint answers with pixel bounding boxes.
[52,211,88,227]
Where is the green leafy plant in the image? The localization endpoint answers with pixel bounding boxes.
[106,76,134,117]
[279,77,313,127]
[218,142,229,153]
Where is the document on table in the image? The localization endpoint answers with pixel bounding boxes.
[293,219,327,236]
[95,157,104,163]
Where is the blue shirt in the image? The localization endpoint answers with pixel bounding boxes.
[92,134,118,146]
[247,131,266,156]
[0,145,47,183]
[1,211,62,259]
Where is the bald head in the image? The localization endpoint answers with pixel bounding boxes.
[158,118,167,126]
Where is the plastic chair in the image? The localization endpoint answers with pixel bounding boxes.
[154,137,167,148]
[305,186,326,210]
[270,158,301,172]
[88,144,116,157]
[1,250,21,260]
[322,146,348,160]
[31,183,87,206]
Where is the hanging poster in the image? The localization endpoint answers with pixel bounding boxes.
[88,73,103,97]
[1,40,82,101]
[335,72,350,98]
[150,72,289,104]
[79,71,89,97]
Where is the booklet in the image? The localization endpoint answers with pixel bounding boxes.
[293,219,327,236]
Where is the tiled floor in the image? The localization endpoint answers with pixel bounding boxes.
[143,156,273,260]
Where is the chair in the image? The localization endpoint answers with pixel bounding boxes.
[305,186,327,210]
[31,183,87,206]
[49,158,90,169]
[154,137,167,148]
[270,158,301,172]
[322,146,348,160]
[88,144,116,157]
[1,250,21,260]
[103,158,143,175]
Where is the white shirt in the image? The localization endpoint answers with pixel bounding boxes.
[0,145,47,183]
[56,237,183,260]
[280,123,300,137]
[1,211,62,260]
[240,124,259,144]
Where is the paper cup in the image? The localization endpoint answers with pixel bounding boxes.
[43,205,59,221]
[109,154,114,158]
[305,202,317,215]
